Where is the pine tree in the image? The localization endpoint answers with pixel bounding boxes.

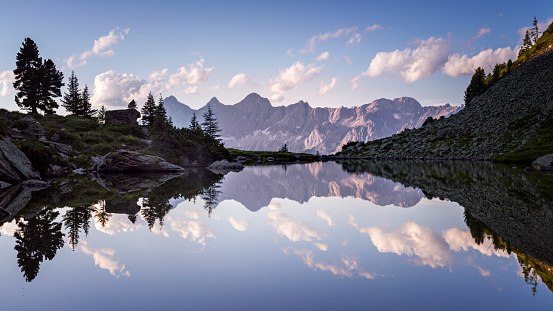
[279,143,289,152]
[189,111,201,131]
[80,85,95,118]
[201,105,221,138]
[532,16,539,44]
[97,105,106,124]
[464,67,486,105]
[155,93,168,122]
[13,38,64,114]
[61,70,81,115]
[141,92,157,126]
[128,99,137,109]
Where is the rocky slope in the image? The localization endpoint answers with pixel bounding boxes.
[336,50,553,161]
[165,94,461,154]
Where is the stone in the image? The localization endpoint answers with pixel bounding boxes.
[235,156,248,162]
[92,150,186,173]
[208,160,244,169]
[105,109,141,125]
[532,154,553,172]
[21,179,50,191]
[0,137,40,183]
[44,141,73,155]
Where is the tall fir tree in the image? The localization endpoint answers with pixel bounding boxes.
[155,93,168,122]
[201,105,221,138]
[61,70,81,115]
[97,105,106,124]
[189,111,201,131]
[464,67,486,105]
[13,38,64,114]
[80,85,95,118]
[141,92,157,126]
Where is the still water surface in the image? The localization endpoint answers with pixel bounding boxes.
[0,161,552,310]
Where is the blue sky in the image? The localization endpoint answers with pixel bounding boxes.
[0,0,552,112]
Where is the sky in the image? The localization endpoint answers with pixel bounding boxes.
[0,0,552,113]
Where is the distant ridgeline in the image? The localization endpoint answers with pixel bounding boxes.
[164,94,461,154]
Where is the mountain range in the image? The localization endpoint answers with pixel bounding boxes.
[164,93,462,154]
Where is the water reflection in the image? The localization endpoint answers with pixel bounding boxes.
[0,160,551,307]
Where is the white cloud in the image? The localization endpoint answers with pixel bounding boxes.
[66,28,129,69]
[300,26,359,53]
[350,216,451,268]
[269,94,284,103]
[347,33,362,46]
[168,215,215,247]
[208,84,220,91]
[442,47,517,77]
[0,220,19,236]
[90,70,151,109]
[344,55,353,64]
[366,24,383,32]
[442,228,511,258]
[184,86,200,95]
[229,216,250,231]
[473,28,491,39]
[167,57,213,89]
[314,242,328,251]
[228,73,250,88]
[363,37,450,83]
[79,241,130,278]
[94,213,143,235]
[293,249,378,279]
[316,210,333,226]
[350,75,361,90]
[318,77,337,95]
[270,61,323,94]
[0,70,15,97]
[316,51,330,62]
[267,211,325,242]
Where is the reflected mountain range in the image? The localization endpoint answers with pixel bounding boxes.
[217,162,424,211]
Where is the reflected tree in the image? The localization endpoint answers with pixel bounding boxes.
[14,208,64,282]
[200,184,221,217]
[63,205,93,250]
[141,198,173,230]
[93,200,112,228]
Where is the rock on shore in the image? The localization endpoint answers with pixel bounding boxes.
[91,150,186,173]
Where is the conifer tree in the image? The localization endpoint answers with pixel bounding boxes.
[464,67,486,105]
[14,38,63,114]
[141,92,157,126]
[189,111,201,131]
[532,16,539,44]
[97,105,106,124]
[61,70,81,115]
[80,85,95,118]
[155,93,168,122]
[201,105,221,138]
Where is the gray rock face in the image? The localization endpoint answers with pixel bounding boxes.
[164,94,461,154]
[533,154,553,172]
[0,137,40,183]
[91,150,185,173]
[105,109,141,125]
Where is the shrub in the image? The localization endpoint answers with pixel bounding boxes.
[17,140,60,174]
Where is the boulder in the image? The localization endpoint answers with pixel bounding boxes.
[532,154,553,172]
[21,179,50,191]
[91,150,186,173]
[0,137,40,183]
[208,160,244,169]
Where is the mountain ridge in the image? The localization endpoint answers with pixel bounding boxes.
[164,94,462,154]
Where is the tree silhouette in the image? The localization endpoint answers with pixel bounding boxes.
[14,208,64,282]
[13,38,63,114]
[93,201,112,228]
[128,99,137,109]
[200,184,221,217]
[141,92,157,126]
[61,70,81,115]
[201,105,221,139]
[63,205,93,250]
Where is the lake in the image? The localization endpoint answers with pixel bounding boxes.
[0,161,552,310]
